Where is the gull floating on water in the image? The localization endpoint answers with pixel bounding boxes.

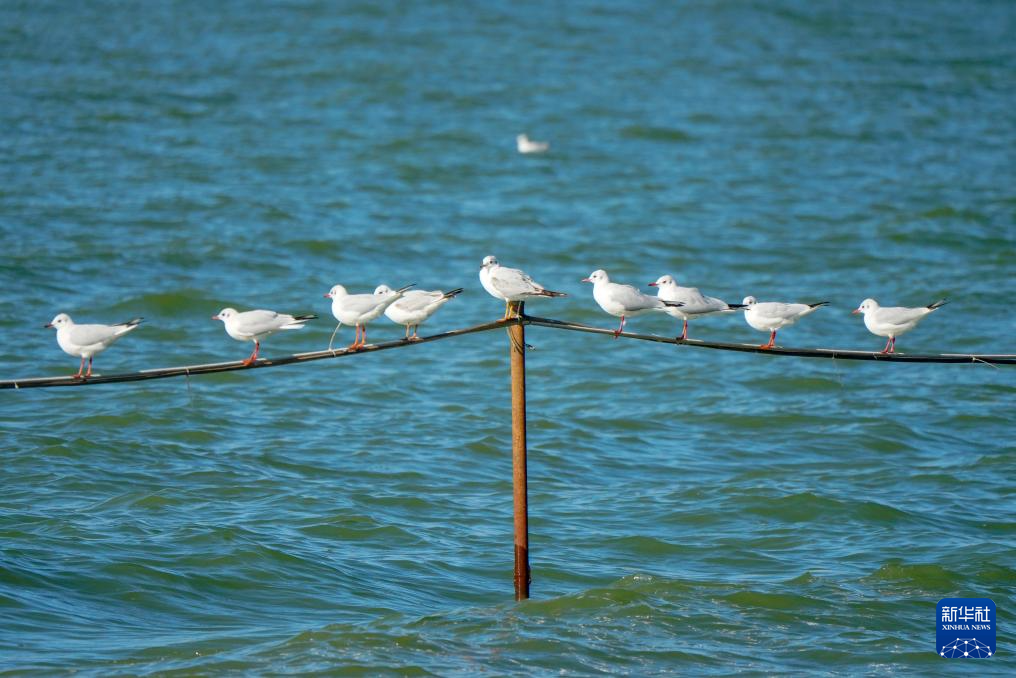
[583,269,684,337]
[45,313,143,378]
[516,133,549,154]
[479,255,566,320]
[852,298,947,353]
[649,274,745,340]
[213,308,317,365]
[378,286,464,341]
[326,283,414,351]
[742,296,828,349]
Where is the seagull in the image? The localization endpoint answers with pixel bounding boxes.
[213,308,317,365]
[377,286,464,341]
[742,296,828,349]
[582,269,684,337]
[325,283,414,351]
[648,274,745,340]
[852,298,947,353]
[516,133,549,154]
[45,313,143,379]
[479,256,566,319]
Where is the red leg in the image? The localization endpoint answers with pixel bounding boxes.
[348,325,362,350]
[881,336,893,354]
[761,330,776,349]
[73,356,85,379]
[888,336,896,354]
[614,315,626,338]
[677,320,688,341]
[411,325,421,341]
[243,340,260,365]
[85,356,93,377]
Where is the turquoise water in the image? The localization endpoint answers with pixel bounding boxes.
[2,0,1014,673]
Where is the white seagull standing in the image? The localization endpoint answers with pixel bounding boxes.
[852,298,947,353]
[479,255,566,320]
[742,296,828,349]
[45,313,143,379]
[213,308,317,365]
[583,269,684,337]
[516,133,549,154]
[377,285,464,341]
[648,274,745,340]
[325,283,414,351]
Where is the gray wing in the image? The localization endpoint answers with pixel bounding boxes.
[234,310,291,335]
[490,266,543,297]
[876,306,930,326]
[754,302,808,322]
[672,286,729,313]
[395,290,445,312]
[614,284,663,311]
[342,294,387,314]
[67,323,124,346]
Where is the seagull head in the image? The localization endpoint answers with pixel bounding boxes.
[741,296,757,308]
[648,275,675,288]
[324,284,347,299]
[373,284,394,296]
[481,255,498,269]
[582,270,609,284]
[212,308,237,322]
[853,298,878,315]
[45,313,72,329]
[516,134,528,144]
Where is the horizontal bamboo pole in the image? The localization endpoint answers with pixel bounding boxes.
[1,318,514,390]
[3,314,1014,389]
[523,316,1016,365]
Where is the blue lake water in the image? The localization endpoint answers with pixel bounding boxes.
[1,0,1014,673]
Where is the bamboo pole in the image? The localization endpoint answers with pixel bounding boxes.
[508,302,531,600]
[6,316,1013,390]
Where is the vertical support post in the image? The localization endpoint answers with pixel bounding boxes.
[508,301,530,600]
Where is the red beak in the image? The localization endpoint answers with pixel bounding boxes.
[581,278,591,283]
[647,282,658,287]
[212,315,220,320]
[323,293,331,298]
[851,309,860,315]
[44,323,53,328]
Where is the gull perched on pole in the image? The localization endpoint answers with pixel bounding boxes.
[45,313,143,379]
[479,256,566,320]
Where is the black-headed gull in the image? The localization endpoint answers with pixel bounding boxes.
[479,256,566,319]
[582,269,684,338]
[325,283,414,351]
[45,313,143,379]
[516,134,549,154]
[213,308,317,365]
[742,296,828,349]
[377,286,464,341]
[852,298,947,353]
[648,274,745,340]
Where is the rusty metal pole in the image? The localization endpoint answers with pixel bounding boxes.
[508,301,530,600]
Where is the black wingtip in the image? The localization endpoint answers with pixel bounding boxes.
[444,288,465,298]
[928,299,948,310]
[663,300,685,308]
[294,314,319,321]
[122,317,144,327]
[728,303,748,309]
[810,301,830,308]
